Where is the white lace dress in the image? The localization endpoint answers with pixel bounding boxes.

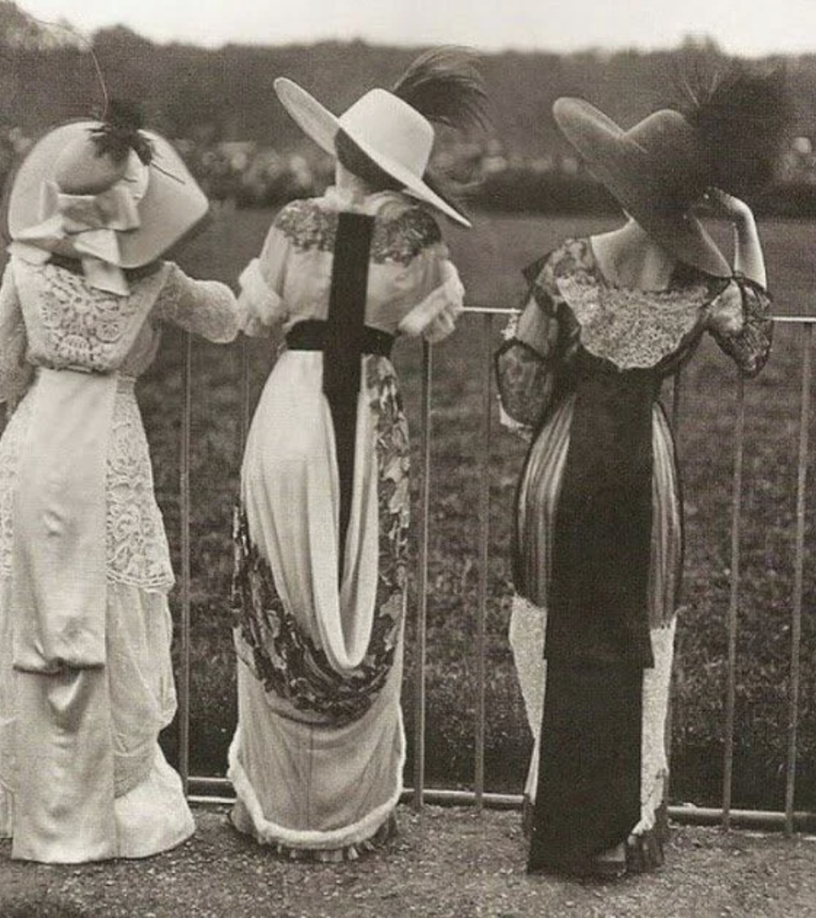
[0,257,237,862]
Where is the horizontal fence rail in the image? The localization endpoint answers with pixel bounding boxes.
[175,309,816,833]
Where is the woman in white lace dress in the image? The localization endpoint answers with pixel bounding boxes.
[0,103,238,862]
[228,50,486,859]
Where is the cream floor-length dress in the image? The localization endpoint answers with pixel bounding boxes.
[228,188,464,858]
[0,257,237,862]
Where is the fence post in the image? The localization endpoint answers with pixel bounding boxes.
[785,323,813,835]
[178,330,193,794]
[722,373,745,829]
[413,341,433,810]
[664,370,684,805]
[474,313,493,811]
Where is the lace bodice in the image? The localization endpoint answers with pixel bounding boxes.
[496,237,774,433]
[0,257,238,406]
[524,238,773,376]
[0,256,239,589]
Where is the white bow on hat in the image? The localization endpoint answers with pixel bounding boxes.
[9,179,142,295]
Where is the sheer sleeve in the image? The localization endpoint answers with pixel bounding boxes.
[397,248,465,344]
[153,263,239,343]
[236,207,292,337]
[706,274,773,377]
[494,254,561,436]
[0,263,33,407]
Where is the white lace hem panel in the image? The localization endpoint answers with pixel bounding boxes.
[509,593,675,836]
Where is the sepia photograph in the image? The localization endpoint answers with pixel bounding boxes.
[2,0,816,914]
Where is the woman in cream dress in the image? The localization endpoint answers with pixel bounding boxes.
[0,103,238,862]
[229,50,487,859]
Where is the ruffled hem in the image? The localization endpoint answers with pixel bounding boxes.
[227,721,404,856]
[229,801,397,862]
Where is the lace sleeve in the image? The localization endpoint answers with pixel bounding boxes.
[154,263,239,343]
[0,263,33,407]
[494,256,561,435]
[706,275,773,377]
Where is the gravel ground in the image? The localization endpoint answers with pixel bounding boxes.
[2,804,816,918]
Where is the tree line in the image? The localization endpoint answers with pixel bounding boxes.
[2,6,816,214]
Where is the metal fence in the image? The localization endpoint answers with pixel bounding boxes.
[177,309,816,835]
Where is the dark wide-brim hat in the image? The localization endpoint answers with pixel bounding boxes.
[553,97,730,277]
[7,120,209,268]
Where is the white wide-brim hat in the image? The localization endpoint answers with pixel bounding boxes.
[275,77,471,227]
[7,120,209,267]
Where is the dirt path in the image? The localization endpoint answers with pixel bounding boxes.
[2,805,816,917]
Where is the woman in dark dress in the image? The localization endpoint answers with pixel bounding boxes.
[496,67,789,878]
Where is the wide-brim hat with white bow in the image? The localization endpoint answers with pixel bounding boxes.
[275,77,471,227]
[6,117,208,272]
[553,97,731,277]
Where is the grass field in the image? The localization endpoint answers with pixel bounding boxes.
[146,207,816,810]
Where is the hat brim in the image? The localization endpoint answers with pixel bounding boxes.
[553,98,730,277]
[7,121,209,268]
[274,78,471,227]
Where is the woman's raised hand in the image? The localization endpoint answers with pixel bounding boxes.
[694,187,755,226]
[695,188,766,286]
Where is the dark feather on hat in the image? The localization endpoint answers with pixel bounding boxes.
[391,46,490,134]
[683,64,793,198]
[89,99,154,166]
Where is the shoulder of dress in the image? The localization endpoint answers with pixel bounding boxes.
[371,205,443,266]
[524,237,593,296]
[271,198,338,253]
[385,205,442,242]
[273,197,319,223]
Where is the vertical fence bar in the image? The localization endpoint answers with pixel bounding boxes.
[474,314,493,811]
[178,330,193,793]
[413,340,433,810]
[671,370,683,429]
[239,336,251,454]
[785,324,813,835]
[665,369,684,805]
[722,374,746,830]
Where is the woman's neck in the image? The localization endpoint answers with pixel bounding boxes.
[592,219,677,291]
[334,163,374,202]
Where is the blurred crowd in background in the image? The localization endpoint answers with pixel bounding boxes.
[2,125,816,215]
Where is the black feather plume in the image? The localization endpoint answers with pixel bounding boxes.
[391,46,489,133]
[683,63,793,198]
[89,98,154,166]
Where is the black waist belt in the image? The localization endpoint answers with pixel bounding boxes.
[286,319,394,358]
